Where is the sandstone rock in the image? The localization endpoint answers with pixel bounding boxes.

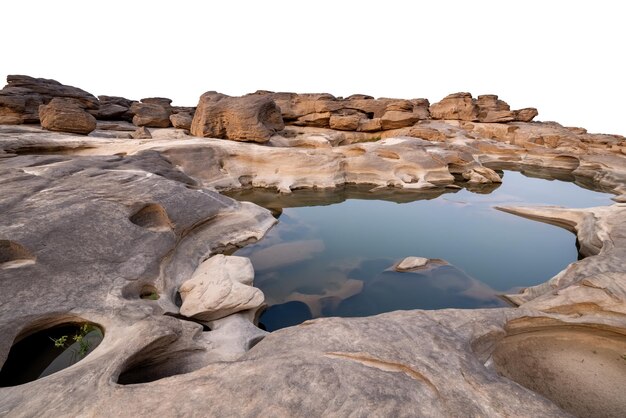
[294,112,332,128]
[131,126,152,139]
[515,107,539,122]
[430,92,479,121]
[462,166,502,184]
[96,95,135,121]
[190,92,284,142]
[329,114,362,131]
[39,98,97,134]
[380,110,420,130]
[169,112,192,130]
[407,126,447,141]
[0,75,98,124]
[130,102,171,128]
[395,256,429,271]
[357,117,383,132]
[179,254,265,322]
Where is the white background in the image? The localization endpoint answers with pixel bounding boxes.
[1,0,623,135]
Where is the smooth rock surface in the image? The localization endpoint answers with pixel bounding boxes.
[179,255,265,322]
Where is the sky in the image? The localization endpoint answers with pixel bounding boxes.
[1,0,624,135]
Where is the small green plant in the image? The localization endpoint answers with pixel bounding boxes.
[50,324,96,360]
[146,292,159,300]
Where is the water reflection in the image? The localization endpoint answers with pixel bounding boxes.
[231,171,614,331]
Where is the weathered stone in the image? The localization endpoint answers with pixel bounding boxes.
[395,256,429,271]
[329,114,362,131]
[430,92,479,121]
[407,126,447,141]
[39,98,97,134]
[96,95,135,121]
[179,255,265,322]
[130,102,171,128]
[293,112,332,128]
[357,117,383,132]
[0,75,98,124]
[131,126,152,139]
[380,110,420,130]
[190,92,284,142]
[515,107,539,122]
[169,112,192,130]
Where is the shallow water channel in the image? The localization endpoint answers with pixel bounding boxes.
[230,170,614,331]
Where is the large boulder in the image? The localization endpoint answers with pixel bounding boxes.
[190,92,284,142]
[430,92,480,121]
[130,100,172,128]
[179,254,265,322]
[38,97,97,134]
[96,95,135,121]
[0,75,99,124]
[169,112,193,130]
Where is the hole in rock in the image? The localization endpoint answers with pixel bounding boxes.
[129,203,173,232]
[116,336,205,385]
[139,285,160,300]
[0,322,104,387]
[492,326,626,417]
[0,240,36,269]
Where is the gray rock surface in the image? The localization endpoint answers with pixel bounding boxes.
[1,82,626,417]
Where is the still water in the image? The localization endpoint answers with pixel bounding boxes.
[231,171,614,331]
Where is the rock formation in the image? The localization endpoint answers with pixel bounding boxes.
[0,75,99,124]
[190,92,284,142]
[179,255,265,322]
[1,75,626,417]
[39,97,97,134]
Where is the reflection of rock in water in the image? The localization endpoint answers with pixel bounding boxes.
[336,264,506,317]
[259,301,313,332]
[248,239,325,271]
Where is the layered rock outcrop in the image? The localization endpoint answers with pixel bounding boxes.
[190,92,284,142]
[0,75,99,124]
[430,92,537,123]
[1,76,626,417]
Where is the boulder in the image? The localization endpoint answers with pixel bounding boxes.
[0,75,98,124]
[380,110,420,130]
[329,114,362,131]
[130,102,171,128]
[190,92,284,142]
[430,92,479,121]
[395,257,430,271]
[97,95,135,121]
[169,112,193,130]
[515,107,539,122]
[39,98,97,134]
[294,112,331,128]
[357,117,383,132]
[179,254,265,322]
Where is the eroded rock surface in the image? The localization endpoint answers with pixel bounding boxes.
[179,255,265,322]
[1,78,626,417]
[39,97,97,134]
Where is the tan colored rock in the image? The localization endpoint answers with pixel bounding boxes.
[357,118,383,132]
[294,112,331,128]
[462,166,502,184]
[179,254,265,322]
[39,98,97,134]
[169,112,192,130]
[130,102,171,128]
[430,92,479,121]
[515,107,539,122]
[190,92,284,142]
[130,126,152,139]
[329,114,362,131]
[380,110,420,130]
[407,126,447,141]
[395,256,429,271]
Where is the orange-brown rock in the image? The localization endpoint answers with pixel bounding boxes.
[329,114,362,131]
[131,126,152,139]
[430,92,480,121]
[0,75,98,124]
[190,92,284,142]
[170,112,193,130]
[39,98,97,134]
[130,102,171,128]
